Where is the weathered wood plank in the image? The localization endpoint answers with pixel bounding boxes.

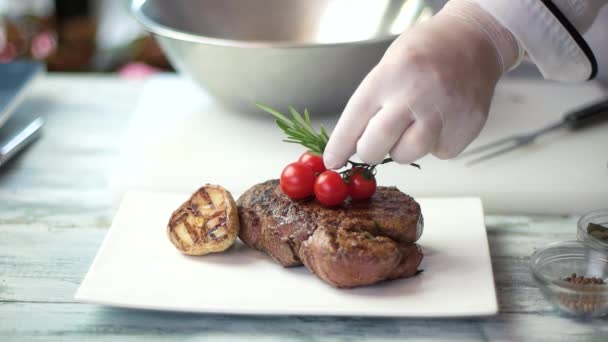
[0,226,102,303]
[1,303,607,342]
[0,74,142,192]
[486,215,580,257]
[0,190,112,229]
[0,75,140,229]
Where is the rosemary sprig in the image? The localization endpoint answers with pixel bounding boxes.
[257,103,328,154]
[257,104,421,170]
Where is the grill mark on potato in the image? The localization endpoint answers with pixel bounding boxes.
[206,221,227,241]
[187,203,200,215]
[169,204,188,226]
[206,225,220,239]
[168,208,189,249]
[185,219,200,242]
[208,209,226,220]
[198,188,215,210]
[169,215,184,228]
[167,184,239,255]
[170,226,184,250]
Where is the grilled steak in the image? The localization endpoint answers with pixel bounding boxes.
[237,179,423,288]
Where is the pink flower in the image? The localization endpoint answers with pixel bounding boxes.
[118,62,161,79]
[31,31,57,60]
[0,42,17,62]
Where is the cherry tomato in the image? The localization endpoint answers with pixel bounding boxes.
[298,151,326,175]
[348,168,377,200]
[280,162,315,199]
[314,171,349,206]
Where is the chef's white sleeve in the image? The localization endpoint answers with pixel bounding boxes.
[471,0,608,82]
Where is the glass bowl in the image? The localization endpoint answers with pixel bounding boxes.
[577,209,608,250]
[530,241,608,318]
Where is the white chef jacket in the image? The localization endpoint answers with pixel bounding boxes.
[474,0,608,83]
[586,5,608,84]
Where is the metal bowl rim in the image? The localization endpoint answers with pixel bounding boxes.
[131,0,400,49]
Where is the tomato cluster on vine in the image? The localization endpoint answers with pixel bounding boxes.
[280,152,377,206]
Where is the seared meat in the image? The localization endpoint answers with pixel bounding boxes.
[299,226,423,288]
[237,180,423,288]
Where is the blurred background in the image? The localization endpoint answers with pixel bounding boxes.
[0,0,171,77]
[0,0,605,81]
[0,0,444,82]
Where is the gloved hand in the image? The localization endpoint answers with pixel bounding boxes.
[323,0,521,168]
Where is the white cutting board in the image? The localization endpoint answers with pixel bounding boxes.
[110,75,608,214]
[77,193,497,317]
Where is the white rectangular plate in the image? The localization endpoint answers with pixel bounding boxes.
[76,192,497,317]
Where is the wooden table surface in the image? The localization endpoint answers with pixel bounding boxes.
[1,75,607,341]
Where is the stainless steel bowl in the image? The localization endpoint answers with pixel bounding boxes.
[131,0,433,115]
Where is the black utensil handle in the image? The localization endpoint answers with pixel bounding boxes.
[564,98,608,130]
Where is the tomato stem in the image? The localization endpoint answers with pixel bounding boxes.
[346,158,419,169]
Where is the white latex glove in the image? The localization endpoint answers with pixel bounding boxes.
[323,0,521,168]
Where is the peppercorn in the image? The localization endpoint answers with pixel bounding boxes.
[563,273,605,284]
[558,273,607,315]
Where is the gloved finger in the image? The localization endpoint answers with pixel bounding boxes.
[433,135,467,160]
[389,113,443,164]
[433,109,486,159]
[356,106,414,165]
[323,69,383,169]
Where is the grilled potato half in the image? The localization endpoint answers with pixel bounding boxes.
[168,185,239,255]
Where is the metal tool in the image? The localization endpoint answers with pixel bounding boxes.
[459,98,608,165]
[1,61,44,127]
[0,60,45,168]
[0,112,44,167]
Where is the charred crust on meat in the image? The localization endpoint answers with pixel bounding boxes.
[237,179,424,288]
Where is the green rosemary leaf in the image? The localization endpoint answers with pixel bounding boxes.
[306,145,322,155]
[282,126,306,136]
[284,130,311,142]
[304,108,311,125]
[275,119,292,132]
[257,103,292,126]
[314,143,325,154]
[280,128,312,144]
[289,106,316,136]
[260,104,329,156]
[320,125,329,144]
